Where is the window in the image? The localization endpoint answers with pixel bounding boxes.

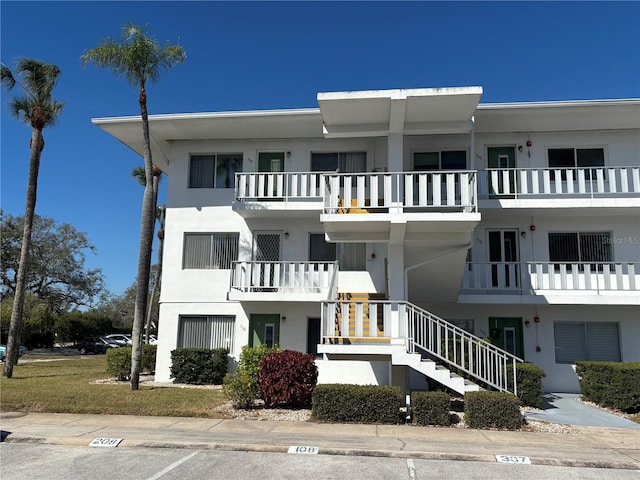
[554,321,620,364]
[309,233,366,271]
[548,232,612,264]
[178,315,235,351]
[450,319,474,334]
[189,154,243,189]
[311,152,366,173]
[413,150,466,171]
[548,148,604,180]
[183,233,239,269]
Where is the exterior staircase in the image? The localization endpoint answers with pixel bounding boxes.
[322,298,523,395]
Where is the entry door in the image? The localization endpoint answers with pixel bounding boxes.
[489,317,524,358]
[487,146,516,196]
[258,152,285,173]
[249,314,280,348]
[488,230,519,288]
[307,317,321,355]
[258,152,285,197]
[254,232,282,290]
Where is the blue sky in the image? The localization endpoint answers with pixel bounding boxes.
[1,1,639,298]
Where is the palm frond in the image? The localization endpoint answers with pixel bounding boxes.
[1,64,16,89]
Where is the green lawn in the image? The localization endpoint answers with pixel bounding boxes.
[0,355,229,418]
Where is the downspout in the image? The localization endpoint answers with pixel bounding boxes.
[403,243,472,301]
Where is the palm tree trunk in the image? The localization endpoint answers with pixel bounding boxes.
[144,178,162,344]
[130,83,155,390]
[4,128,43,378]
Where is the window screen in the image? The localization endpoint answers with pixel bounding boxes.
[548,232,612,264]
[554,322,620,364]
[183,233,239,269]
[178,315,235,351]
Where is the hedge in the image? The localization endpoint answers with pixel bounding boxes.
[411,391,451,426]
[464,391,521,430]
[507,362,546,408]
[106,345,156,381]
[170,348,229,385]
[575,361,640,413]
[312,384,403,424]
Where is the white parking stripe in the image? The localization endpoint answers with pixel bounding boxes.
[145,450,200,480]
[407,458,416,480]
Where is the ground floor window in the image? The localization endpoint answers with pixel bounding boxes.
[553,321,620,364]
[178,315,235,351]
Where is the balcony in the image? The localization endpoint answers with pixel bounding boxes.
[460,262,640,304]
[233,172,324,217]
[320,171,480,243]
[229,261,338,302]
[478,166,640,213]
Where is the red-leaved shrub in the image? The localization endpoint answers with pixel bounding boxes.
[258,350,318,408]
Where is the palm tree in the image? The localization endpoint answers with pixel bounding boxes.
[132,163,165,345]
[82,24,185,390]
[1,59,63,378]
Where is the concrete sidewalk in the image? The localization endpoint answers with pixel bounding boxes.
[1,412,639,470]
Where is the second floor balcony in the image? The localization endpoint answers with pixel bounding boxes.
[460,261,640,304]
[478,166,640,211]
[229,260,338,302]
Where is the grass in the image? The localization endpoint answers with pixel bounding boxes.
[0,355,229,418]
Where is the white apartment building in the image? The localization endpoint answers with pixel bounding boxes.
[95,87,640,394]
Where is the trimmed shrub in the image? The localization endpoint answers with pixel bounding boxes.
[170,348,229,385]
[507,363,546,408]
[223,370,258,409]
[142,344,157,374]
[312,384,403,424]
[106,345,158,380]
[106,348,132,381]
[411,391,451,426]
[575,361,640,413]
[239,344,281,386]
[464,391,521,430]
[259,350,318,408]
[221,345,281,408]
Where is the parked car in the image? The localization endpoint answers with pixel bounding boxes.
[106,334,132,346]
[0,345,28,361]
[78,337,122,354]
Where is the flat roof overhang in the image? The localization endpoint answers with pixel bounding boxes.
[475,99,640,133]
[92,109,324,172]
[317,87,483,138]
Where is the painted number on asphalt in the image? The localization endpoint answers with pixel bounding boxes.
[495,455,531,464]
[288,446,319,455]
[90,438,123,447]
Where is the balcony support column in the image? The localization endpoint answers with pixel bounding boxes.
[388,133,403,173]
[388,220,406,344]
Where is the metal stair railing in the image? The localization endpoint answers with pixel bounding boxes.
[405,302,523,395]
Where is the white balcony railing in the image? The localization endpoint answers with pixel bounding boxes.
[322,171,478,213]
[321,300,521,394]
[479,166,640,198]
[235,172,324,201]
[230,261,338,295]
[461,262,640,293]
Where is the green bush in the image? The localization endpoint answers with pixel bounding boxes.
[464,391,521,430]
[142,344,157,374]
[221,345,281,408]
[106,346,157,380]
[259,350,318,408]
[170,348,229,385]
[106,348,131,381]
[312,384,403,424]
[575,361,640,413]
[239,344,281,386]
[223,370,258,408]
[506,363,546,408]
[411,391,451,426]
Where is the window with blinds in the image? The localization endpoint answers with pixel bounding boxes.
[178,315,235,351]
[554,321,620,364]
[548,232,612,264]
[189,154,243,189]
[183,233,239,269]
